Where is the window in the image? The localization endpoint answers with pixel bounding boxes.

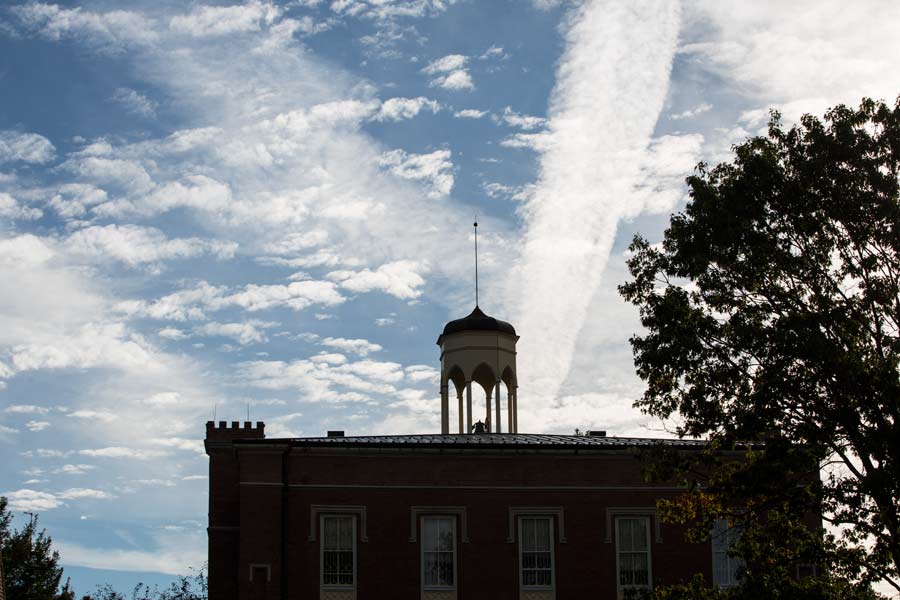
[422,516,456,589]
[616,516,651,590]
[519,516,554,588]
[321,515,355,587]
[712,518,743,587]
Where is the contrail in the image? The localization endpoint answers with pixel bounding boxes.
[508,0,681,407]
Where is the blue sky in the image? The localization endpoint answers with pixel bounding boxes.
[1,0,899,593]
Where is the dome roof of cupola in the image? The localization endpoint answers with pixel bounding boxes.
[441,306,516,337]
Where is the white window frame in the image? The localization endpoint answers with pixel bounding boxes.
[518,515,555,590]
[711,518,743,588]
[320,514,357,590]
[421,515,457,591]
[615,516,652,592]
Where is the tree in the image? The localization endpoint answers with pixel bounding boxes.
[80,567,207,600]
[620,97,900,597]
[1,497,75,600]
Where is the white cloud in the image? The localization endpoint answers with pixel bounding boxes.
[499,132,551,151]
[142,392,182,407]
[26,420,51,432]
[158,328,187,340]
[8,3,159,53]
[60,156,154,194]
[0,130,56,164]
[117,279,345,321]
[53,533,205,575]
[54,464,95,475]
[682,1,900,119]
[57,487,114,500]
[0,192,42,220]
[169,1,282,37]
[79,447,168,460]
[218,280,346,312]
[497,106,547,130]
[148,437,204,454]
[507,0,681,404]
[375,96,441,121]
[429,70,474,91]
[237,356,406,399]
[377,149,454,197]
[69,410,118,423]
[405,364,439,382]
[327,260,428,299]
[670,102,712,120]
[3,489,62,511]
[5,405,50,415]
[8,322,161,374]
[63,224,238,267]
[480,45,507,60]
[47,184,108,219]
[422,54,467,74]
[331,0,456,21]
[320,337,382,356]
[422,54,473,91]
[195,320,278,345]
[454,109,487,119]
[111,88,158,118]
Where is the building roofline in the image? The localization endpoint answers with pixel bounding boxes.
[230,433,720,451]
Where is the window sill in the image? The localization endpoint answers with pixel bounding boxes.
[423,587,456,591]
[321,585,356,590]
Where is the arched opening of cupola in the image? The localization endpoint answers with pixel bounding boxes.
[470,362,499,432]
[501,366,518,434]
[446,365,466,435]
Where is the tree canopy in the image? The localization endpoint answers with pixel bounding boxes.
[620,97,900,597]
[1,497,74,600]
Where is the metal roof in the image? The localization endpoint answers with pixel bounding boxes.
[235,433,709,450]
[440,305,517,338]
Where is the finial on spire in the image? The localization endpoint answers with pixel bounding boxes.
[473,219,479,307]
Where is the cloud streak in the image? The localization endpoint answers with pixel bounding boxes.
[507,0,681,404]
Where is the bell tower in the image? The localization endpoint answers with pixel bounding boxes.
[437,306,519,433]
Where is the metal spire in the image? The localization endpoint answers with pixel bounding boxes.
[474,219,479,307]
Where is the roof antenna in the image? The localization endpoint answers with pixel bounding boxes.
[213,403,217,421]
[246,401,250,422]
[473,218,479,307]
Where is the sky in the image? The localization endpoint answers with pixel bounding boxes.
[1,0,899,594]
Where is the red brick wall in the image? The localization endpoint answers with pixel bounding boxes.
[208,442,713,600]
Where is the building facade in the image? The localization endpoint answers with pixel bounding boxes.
[205,307,736,600]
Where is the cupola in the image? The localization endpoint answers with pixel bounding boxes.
[437,305,519,434]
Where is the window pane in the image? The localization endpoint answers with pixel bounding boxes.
[632,553,649,584]
[324,518,338,549]
[438,519,453,552]
[535,519,550,551]
[322,517,354,587]
[424,518,438,550]
[439,551,454,585]
[522,519,534,551]
[536,569,551,586]
[632,519,647,550]
[339,518,352,550]
[423,517,455,587]
[617,518,651,589]
[424,552,438,586]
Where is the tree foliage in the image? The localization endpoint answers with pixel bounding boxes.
[620,97,900,597]
[80,567,207,600]
[1,497,75,600]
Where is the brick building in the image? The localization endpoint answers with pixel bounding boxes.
[206,307,740,599]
